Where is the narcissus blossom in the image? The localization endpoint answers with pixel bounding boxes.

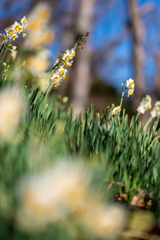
[125,78,135,97]
[151,101,160,117]
[137,95,152,114]
[112,106,121,115]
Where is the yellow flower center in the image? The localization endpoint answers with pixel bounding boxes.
[54,76,59,81]
[11,35,17,40]
[115,109,120,113]
[23,19,27,24]
[148,106,152,110]
[65,55,70,60]
[8,29,14,34]
[54,82,58,86]
[129,91,133,95]
[72,52,76,57]
[15,25,19,31]
[63,75,66,80]
[69,64,72,67]
[18,26,22,31]
[129,82,134,87]
[60,69,64,75]
[159,113,160,116]
[2,36,6,41]
[63,62,66,66]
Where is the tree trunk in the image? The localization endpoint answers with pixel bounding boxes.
[154,53,160,99]
[71,0,95,111]
[128,0,146,110]
[59,0,95,111]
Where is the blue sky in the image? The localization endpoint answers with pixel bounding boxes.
[89,0,160,92]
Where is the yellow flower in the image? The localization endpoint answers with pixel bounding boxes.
[21,16,28,26]
[126,78,135,89]
[5,26,15,36]
[13,22,23,33]
[71,49,76,57]
[10,33,18,41]
[112,106,121,115]
[0,34,8,43]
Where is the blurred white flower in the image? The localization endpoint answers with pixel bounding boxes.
[137,105,145,114]
[85,206,125,237]
[16,161,90,229]
[0,88,24,141]
[137,95,152,114]
[150,101,160,117]
[26,49,50,75]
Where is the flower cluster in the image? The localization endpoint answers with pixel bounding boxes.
[112,106,121,115]
[125,78,135,97]
[151,101,160,117]
[137,95,152,114]
[0,16,28,44]
[50,48,76,87]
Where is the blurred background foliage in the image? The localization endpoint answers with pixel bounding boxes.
[1,0,160,239]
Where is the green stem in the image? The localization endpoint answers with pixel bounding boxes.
[142,135,160,158]
[0,40,11,64]
[143,116,153,131]
[0,43,4,55]
[120,83,124,108]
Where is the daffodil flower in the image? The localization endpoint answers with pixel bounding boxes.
[137,95,152,114]
[20,16,28,29]
[13,21,23,34]
[126,78,135,89]
[112,106,121,115]
[0,34,8,43]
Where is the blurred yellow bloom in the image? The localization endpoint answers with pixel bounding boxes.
[11,50,18,60]
[38,76,50,92]
[62,96,69,103]
[16,162,90,228]
[22,33,27,38]
[26,50,50,75]
[29,3,51,25]
[28,20,42,32]
[86,206,124,237]
[0,89,24,141]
